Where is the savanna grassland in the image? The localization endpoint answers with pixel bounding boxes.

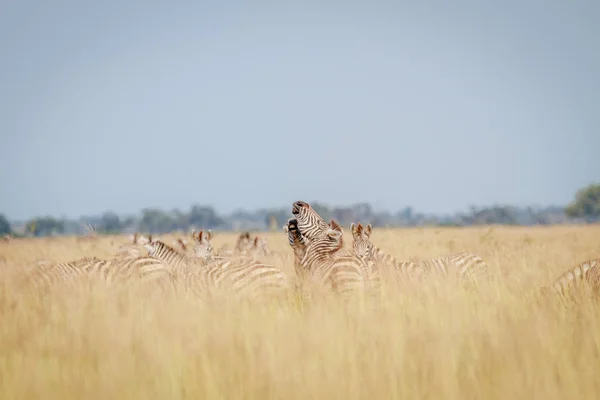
[1,225,599,399]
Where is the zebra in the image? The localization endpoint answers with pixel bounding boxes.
[172,238,189,253]
[190,230,218,262]
[144,239,205,278]
[114,244,141,259]
[350,222,490,286]
[144,239,290,303]
[26,256,102,289]
[190,229,241,262]
[541,258,600,300]
[26,255,173,297]
[349,223,422,290]
[229,232,270,258]
[235,232,253,255]
[285,217,366,299]
[207,231,254,258]
[82,256,173,294]
[283,218,310,282]
[290,200,360,258]
[252,235,270,257]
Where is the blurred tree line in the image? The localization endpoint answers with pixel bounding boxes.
[3,183,599,237]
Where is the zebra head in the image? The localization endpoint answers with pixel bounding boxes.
[172,238,188,253]
[291,200,330,240]
[285,218,307,248]
[285,218,310,280]
[252,235,270,256]
[351,222,375,261]
[191,230,214,260]
[235,232,253,254]
[304,219,345,256]
[143,240,159,256]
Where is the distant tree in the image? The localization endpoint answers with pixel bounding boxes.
[565,184,600,220]
[263,208,289,231]
[139,208,175,234]
[0,214,11,235]
[99,211,122,234]
[471,206,518,225]
[188,205,224,229]
[26,217,65,237]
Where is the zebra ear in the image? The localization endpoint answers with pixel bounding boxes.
[190,230,197,240]
[351,223,358,236]
[206,230,213,241]
[253,237,259,246]
[329,219,343,233]
[365,224,373,237]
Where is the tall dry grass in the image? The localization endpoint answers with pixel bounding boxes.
[1,225,599,399]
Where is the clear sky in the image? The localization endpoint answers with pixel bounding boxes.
[1,1,598,220]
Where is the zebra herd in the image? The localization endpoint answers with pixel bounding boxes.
[15,200,600,303]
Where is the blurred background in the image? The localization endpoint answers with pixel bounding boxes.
[1,1,598,236]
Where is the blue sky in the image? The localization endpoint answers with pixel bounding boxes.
[1,1,598,220]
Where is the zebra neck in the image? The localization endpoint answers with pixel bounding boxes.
[301,249,332,270]
[292,246,306,264]
[152,244,189,265]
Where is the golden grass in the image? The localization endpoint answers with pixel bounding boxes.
[1,225,600,399]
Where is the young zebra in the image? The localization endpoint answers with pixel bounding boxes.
[349,223,423,289]
[285,218,366,299]
[144,239,290,303]
[350,222,490,286]
[351,223,488,288]
[541,258,600,300]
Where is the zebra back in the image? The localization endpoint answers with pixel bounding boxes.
[544,258,600,299]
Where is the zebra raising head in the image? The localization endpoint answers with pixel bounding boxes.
[191,230,214,261]
[350,222,374,260]
[284,218,307,249]
[291,200,330,240]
